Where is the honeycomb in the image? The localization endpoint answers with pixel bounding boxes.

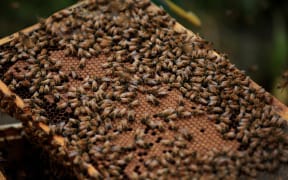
[0,0,288,179]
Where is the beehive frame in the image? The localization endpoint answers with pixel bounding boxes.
[1,0,288,179]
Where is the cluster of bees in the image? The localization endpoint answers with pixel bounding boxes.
[0,0,288,179]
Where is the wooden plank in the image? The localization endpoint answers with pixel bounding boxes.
[0,24,40,46]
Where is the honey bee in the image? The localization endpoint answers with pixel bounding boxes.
[174,140,187,149]
[224,131,236,139]
[128,99,139,108]
[57,101,67,110]
[83,106,93,115]
[54,85,67,91]
[81,82,90,90]
[78,57,86,69]
[130,172,140,179]
[179,110,192,118]
[89,81,97,91]
[34,115,48,122]
[117,108,126,117]
[119,97,130,103]
[145,158,159,170]
[119,119,129,131]
[211,107,222,113]
[183,83,192,90]
[179,87,188,94]
[170,82,181,88]
[157,108,174,118]
[146,94,160,106]
[95,89,105,101]
[97,82,107,91]
[145,78,159,86]
[102,106,113,118]
[52,74,61,85]
[127,110,135,122]
[167,113,178,121]
[161,73,170,83]
[29,85,38,93]
[110,108,120,119]
[44,84,50,94]
[136,138,149,149]
[120,92,135,99]
[103,118,113,130]
[215,122,228,133]
[208,96,218,106]
[168,74,176,83]
[141,113,150,125]
[161,139,174,147]
[220,80,230,87]
[76,86,85,94]
[179,128,193,141]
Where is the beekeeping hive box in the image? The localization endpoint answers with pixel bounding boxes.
[1,0,288,179]
[0,123,76,179]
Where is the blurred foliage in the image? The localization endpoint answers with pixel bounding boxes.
[0,0,287,103]
[0,0,77,38]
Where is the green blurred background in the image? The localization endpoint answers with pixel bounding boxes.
[0,0,287,104]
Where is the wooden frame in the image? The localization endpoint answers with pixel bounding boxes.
[0,0,287,178]
[0,1,287,120]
